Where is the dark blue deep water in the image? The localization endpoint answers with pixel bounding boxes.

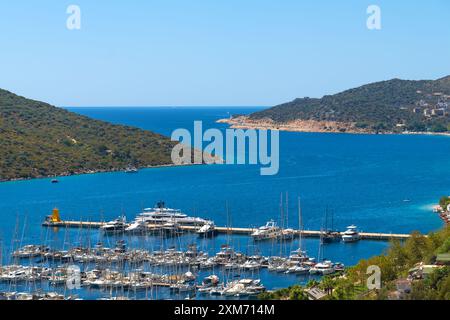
[0,106,448,298]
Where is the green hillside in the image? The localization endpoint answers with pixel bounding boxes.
[259,224,450,300]
[0,89,176,181]
[249,76,450,133]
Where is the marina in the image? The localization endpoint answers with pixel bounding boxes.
[0,200,408,300]
[2,0,450,306]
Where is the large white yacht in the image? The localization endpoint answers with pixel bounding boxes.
[342,225,361,243]
[134,201,212,226]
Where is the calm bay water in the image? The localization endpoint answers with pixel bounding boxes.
[0,106,448,297]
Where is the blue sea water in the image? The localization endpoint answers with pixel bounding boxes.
[0,106,448,298]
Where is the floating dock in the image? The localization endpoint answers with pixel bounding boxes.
[42,220,412,241]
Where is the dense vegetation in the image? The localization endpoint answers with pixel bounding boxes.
[259,225,450,300]
[250,76,450,133]
[0,89,176,181]
[439,196,450,210]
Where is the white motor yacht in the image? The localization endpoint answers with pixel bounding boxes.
[125,220,147,233]
[342,225,361,243]
[242,260,261,270]
[196,223,216,237]
[135,201,212,227]
[286,264,311,274]
[101,216,127,233]
[251,220,282,241]
[309,261,335,275]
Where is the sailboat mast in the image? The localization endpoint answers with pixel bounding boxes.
[298,197,303,251]
[285,192,289,229]
[226,201,231,248]
[279,193,284,257]
[331,209,334,231]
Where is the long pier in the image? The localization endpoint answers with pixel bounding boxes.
[42,220,412,241]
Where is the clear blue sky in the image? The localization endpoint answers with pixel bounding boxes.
[1,0,449,107]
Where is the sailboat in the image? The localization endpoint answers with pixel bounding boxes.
[322,207,340,243]
[286,197,311,274]
[309,220,337,276]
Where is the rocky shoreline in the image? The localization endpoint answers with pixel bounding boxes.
[218,116,379,134]
[0,148,222,183]
[217,116,450,136]
[0,163,192,183]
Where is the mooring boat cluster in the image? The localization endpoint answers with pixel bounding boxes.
[1,200,369,300]
[1,235,346,300]
[2,244,270,299]
[8,242,344,275]
[0,291,73,301]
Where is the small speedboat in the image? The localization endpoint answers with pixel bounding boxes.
[125,220,147,234]
[286,264,310,274]
[196,223,217,237]
[242,260,261,270]
[124,167,138,173]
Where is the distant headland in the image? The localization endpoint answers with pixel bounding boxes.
[218,76,450,135]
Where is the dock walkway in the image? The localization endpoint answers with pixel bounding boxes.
[42,220,412,241]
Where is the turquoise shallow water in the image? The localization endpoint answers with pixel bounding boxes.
[0,107,448,297]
